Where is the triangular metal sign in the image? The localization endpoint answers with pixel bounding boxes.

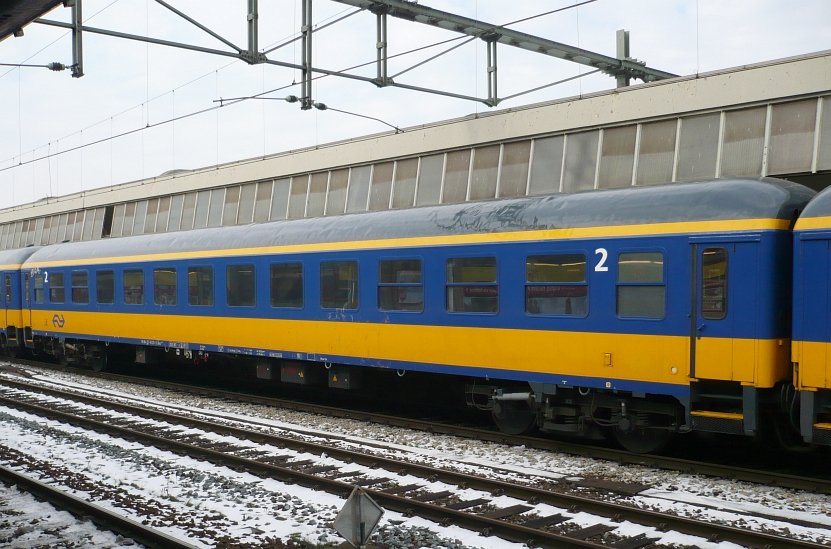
[333,487,384,548]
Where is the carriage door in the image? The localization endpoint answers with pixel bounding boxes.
[2,273,9,332]
[690,238,759,383]
[23,271,33,344]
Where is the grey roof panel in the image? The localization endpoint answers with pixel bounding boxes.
[799,184,831,219]
[0,246,41,266]
[25,178,814,265]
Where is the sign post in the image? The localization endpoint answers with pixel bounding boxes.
[333,487,384,548]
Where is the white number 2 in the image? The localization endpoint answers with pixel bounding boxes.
[594,248,609,272]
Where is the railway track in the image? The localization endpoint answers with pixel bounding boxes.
[0,463,196,549]
[16,359,830,494]
[0,373,828,549]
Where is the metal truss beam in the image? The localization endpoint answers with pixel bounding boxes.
[331,0,677,83]
[301,0,313,109]
[31,1,678,109]
[69,0,82,77]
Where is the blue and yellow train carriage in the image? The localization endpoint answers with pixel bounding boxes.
[0,246,41,355]
[21,178,812,451]
[793,185,831,445]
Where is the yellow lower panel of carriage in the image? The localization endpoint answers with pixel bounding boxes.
[1,308,26,330]
[30,309,788,389]
[695,336,789,387]
[793,340,831,390]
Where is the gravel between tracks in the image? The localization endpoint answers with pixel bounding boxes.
[1,363,830,548]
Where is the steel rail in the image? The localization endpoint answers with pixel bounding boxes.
[0,389,602,548]
[1,378,828,549]
[31,363,829,495]
[0,464,198,549]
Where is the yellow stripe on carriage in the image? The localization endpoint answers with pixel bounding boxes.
[24,217,791,268]
[29,309,788,389]
[795,215,831,231]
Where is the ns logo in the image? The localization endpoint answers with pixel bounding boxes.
[52,314,66,328]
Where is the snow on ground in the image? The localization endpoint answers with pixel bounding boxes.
[0,481,138,548]
[1,364,830,547]
[0,404,523,548]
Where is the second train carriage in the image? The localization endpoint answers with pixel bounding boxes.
[0,246,41,355]
[793,186,831,445]
[16,177,815,451]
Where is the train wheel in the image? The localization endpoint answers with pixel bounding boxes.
[492,399,537,435]
[612,426,672,454]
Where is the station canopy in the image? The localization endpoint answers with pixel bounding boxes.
[0,0,62,42]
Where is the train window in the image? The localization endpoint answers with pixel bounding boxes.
[379,259,423,312]
[188,267,214,306]
[124,269,145,305]
[227,265,255,307]
[97,270,114,304]
[71,271,89,304]
[34,273,45,304]
[5,274,12,303]
[154,268,177,306]
[701,248,727,320]
[321,261,358,309]
[616,252,665,318]
[525,254,587,316]
[270,263,303,308]
[50,272,65,303]
[446,257,497,313]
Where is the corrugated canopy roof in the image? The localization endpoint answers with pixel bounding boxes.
[0,0,62,43]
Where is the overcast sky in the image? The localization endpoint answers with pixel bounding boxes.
[0,0,828,210]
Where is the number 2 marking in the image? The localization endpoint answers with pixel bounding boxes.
[594,248,609,272]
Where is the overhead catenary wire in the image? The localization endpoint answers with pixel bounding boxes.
[1,2,598,177]
[0,4,362,168]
